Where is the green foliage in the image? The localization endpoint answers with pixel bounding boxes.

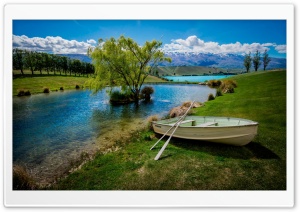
[244,52,252,73]
[141,86,154,101]
[253,50,261,71]
[85,35,171,102]
[109,89,133,104]
[216,88,223,96]
[13,48,95,76]
[13,48,25,75]
[263,49,271,71]
[17,89,31,97]
[43,87,50,93]
[208,93,215,101]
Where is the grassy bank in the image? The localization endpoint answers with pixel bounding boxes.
[49,70,286,190]
[13,74,166,96]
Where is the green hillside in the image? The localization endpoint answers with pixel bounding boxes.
[154,66,243,76]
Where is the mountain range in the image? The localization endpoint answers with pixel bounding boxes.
[61,52,286,71]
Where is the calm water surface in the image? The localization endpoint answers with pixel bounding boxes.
[164,75,230,82]
[13,84,215,184]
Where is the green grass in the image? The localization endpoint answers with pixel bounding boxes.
[13,75,88,96]
[50,70,286,190]
[13,73,166,96]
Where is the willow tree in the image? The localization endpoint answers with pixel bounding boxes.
[86,36,171,102]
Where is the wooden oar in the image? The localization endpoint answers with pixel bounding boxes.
[150,101,195,150]
[150,115,184,150]
[154,101,195,160]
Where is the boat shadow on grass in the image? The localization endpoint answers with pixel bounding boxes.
[165,137,280,160]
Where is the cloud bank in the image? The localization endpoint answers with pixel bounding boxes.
[13,34,286,56]
[13,35,95,54]
[162,35,285,55]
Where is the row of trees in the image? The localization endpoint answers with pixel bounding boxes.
[13,49,95,76]
[244,49,271,73]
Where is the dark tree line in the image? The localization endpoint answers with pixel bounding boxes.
[13,48,95,76]
[243,49,271,73]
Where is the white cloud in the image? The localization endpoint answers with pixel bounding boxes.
[13,35,96,54]
[275,45,286,53]
[87,39,97,44]
[163,35,285,54]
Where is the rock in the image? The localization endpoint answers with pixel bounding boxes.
[169,101,203,118]
[181,101,202,108]
[169,106,185,118]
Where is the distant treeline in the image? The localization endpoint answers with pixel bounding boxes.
[13,48,95,76]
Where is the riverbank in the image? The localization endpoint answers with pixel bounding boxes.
[48,70,286,190]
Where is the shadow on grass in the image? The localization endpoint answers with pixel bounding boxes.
[166,137,280,160]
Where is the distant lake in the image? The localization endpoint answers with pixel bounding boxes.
[164,75,230,82]
[13,84,216,184]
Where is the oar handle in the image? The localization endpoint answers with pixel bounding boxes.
[153,101,195,160]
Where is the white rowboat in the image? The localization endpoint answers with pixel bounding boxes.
[152,116,258,146]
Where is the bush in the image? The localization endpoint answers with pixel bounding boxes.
[216,88,223,97]
[59,87,64,91]
[75,85,80,89]
[43,87,50,93]
[141,86,154,101]
[227,85,235,93]
[17,90,31,97]
[110,90,133,104]
[207,80,222,87]
[208,93,215,101]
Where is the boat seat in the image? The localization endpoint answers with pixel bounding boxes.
[197,122,218,127]
[168,120,195,126]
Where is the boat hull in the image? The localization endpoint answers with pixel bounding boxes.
[152,116,258,146]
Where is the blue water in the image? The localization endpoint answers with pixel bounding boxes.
[164,75,230,82]
[13,84,216,183]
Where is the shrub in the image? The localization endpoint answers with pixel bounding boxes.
[75,85,80,89]
[227,85,235,93]
[43,87,50,93]
[216,88,223,97]
[13,165,37,190]
[208,93,215,101]
[207,79,222,87]
[17,90,25,96]
[141,86,154,101]
[59,87,64,91]
[110,90,133,104]
[17,90,31,97]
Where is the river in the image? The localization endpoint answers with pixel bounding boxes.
[13,84,216,185]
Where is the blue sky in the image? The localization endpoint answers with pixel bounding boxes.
[13,20,286,58]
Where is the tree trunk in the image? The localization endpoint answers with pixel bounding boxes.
[134,89,140,102]
[20,69,24,75]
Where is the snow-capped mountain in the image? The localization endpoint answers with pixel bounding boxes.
[160,52,286,70]
[61,52,286,70]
